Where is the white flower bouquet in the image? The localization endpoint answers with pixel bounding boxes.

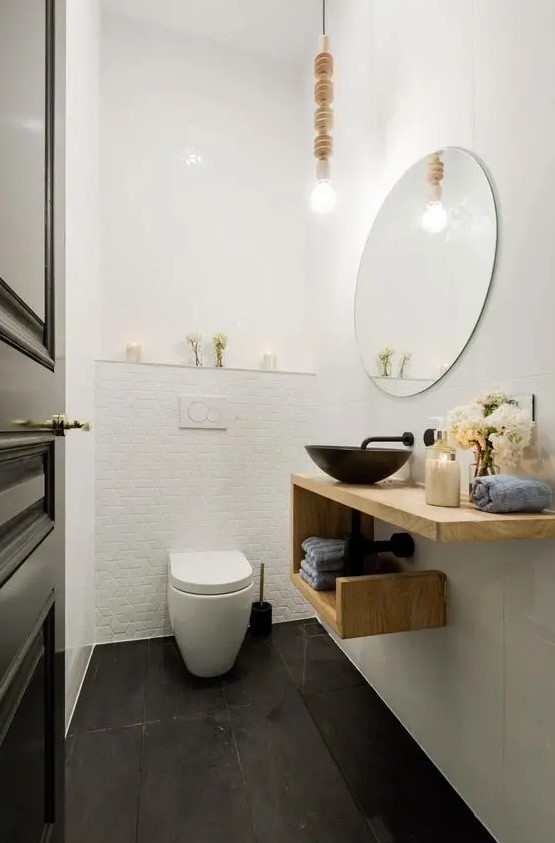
[447,391,534,483]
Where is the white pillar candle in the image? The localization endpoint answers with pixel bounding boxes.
[262,353,277,371]
[425,455,461,507]
[126,342,142,363]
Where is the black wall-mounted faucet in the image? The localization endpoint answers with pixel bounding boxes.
[360,431,415,449]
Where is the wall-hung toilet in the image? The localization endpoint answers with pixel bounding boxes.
[167,550,253,677]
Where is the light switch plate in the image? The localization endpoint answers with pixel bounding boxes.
[179,395,228,430]
[512,394,535,421]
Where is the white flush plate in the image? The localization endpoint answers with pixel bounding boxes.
[179,395,228,430]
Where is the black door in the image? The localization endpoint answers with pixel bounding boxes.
[0,1,65,841]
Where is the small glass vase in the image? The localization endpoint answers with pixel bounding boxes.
[469,461,499,498]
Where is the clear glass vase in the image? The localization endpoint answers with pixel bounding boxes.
[469,461,499,498]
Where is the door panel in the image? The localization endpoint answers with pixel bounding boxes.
[0,433,55,588]
[0,0,54,367]
[0,0,46,318]
[0,1,65,841]
[0,596,54,843]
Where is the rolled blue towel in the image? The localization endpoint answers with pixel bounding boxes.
[472,474,553,513]
[300,565,339,591]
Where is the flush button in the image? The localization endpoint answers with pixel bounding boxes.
[188,401,208,423]
[207,407,221,423]
[179,396,227,430]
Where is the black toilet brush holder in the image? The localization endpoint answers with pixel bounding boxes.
[250,562,272,636]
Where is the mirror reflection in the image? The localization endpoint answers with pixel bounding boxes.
[355,148,497,397]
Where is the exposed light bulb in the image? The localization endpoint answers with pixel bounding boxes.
[180,148,203,167]
[310,178,337,214]
[421,200,448,233]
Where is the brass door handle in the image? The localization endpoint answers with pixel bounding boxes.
[12,414,91,437]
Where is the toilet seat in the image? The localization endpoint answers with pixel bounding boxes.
[169,550,252,596]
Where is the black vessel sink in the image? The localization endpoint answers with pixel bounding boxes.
[305,445,412,485]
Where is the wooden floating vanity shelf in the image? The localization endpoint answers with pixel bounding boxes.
[291,474,555,640]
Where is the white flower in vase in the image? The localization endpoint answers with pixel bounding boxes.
[447,395,535,490]
[213,333,228,368]
[487,403,534,466]
[187,333,203,366]
[398,352,411,379]
[377,346,395,378]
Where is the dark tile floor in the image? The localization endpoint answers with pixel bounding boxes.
[66,621,495,843]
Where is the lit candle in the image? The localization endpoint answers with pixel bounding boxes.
[126,342,142,363]
[262,353,277,371]
[425,452,461,507]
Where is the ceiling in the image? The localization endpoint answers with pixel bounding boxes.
[102,0,321,65]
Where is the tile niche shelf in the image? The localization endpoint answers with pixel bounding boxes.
[96,359,316,376]
[290,474,555,640]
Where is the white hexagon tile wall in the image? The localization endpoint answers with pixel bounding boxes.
[94,362,316,642]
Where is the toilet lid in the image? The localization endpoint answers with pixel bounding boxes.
[169,551,253,595]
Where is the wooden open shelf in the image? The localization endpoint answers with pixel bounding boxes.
[291,473,555,639]
[292,474,555,543]
[291,570,446,639]
[291,477,447,639]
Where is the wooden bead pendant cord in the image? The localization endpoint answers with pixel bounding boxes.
[426,152,444,203]
[314,0,334,182]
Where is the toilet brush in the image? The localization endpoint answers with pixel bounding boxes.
[249,562,272,636]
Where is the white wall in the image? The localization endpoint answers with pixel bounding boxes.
[312,2,555,841]
[94,362,314,642]
[94,9,316,647]
[100,11,312,372]
[64,0,99,728]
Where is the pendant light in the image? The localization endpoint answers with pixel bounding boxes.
[421,152,447,233]
[310,0,336,214]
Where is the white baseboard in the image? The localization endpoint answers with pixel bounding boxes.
[65,644,94,735]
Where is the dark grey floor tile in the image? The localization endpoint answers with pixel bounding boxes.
[65,725,142,843]
[145,637,226,722]
[270,619,311,651]
[64,734,76,769]
[137,713,256,843]
[273,620,364,695]
[301,620,328,637]
[222,631,294,708]
[306,685,495,843]
[302,633,365,694]
[70,641,148,733]
[231,688,375,843]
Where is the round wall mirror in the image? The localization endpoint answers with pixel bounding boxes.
[355,148,497,397]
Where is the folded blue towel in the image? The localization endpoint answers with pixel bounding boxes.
[472,474,553,513]
[301,536,345,569]
[305,549,345,571]
[300,564,339,591]
[301,558,344,580]
[302,536,345,553]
